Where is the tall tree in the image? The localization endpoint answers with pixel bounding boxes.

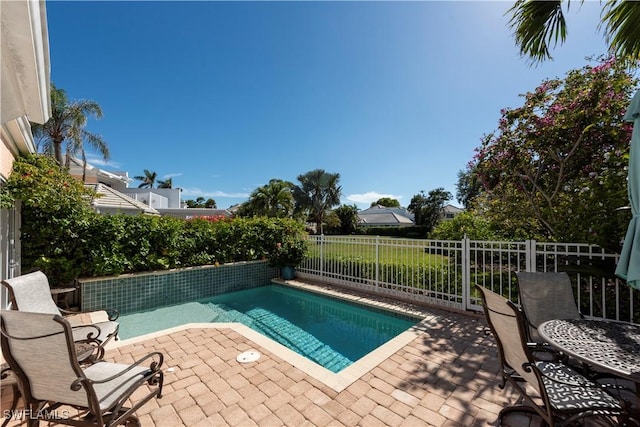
[508,0,640,64]
[32,83,109,167]
[470,57,637,249]
[408,188,453,231]
[134,170,157,189]
[293,169,342,234]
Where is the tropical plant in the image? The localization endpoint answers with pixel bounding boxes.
[0,155,97,285]
[134,169,157,188]
[507,0,640,64]
[241,179,295,218]
[293,169,342,234]
[157,177,172,188]
[333,204,360,234]
[31,83,109,169]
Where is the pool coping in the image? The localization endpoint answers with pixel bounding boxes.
[106,279,440,392]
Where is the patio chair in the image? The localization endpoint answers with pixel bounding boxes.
[0,310,163,427]
[516,271,582,345]
[476,285,625,427]
[1,271,119,351]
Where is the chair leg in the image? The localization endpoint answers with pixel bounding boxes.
[1,384,20,427]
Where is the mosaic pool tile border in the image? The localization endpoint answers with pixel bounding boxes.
[77,261,278,314]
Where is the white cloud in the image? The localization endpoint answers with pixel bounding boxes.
[345,192,403,205]
[180,187,249,199]
[162,173,183,179]
[85,153,120,169]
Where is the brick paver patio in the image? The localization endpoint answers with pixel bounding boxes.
[1,286,522,426]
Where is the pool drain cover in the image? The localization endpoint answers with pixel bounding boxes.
[237,350,261,363]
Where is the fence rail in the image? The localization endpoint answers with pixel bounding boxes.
[298,236,638,323]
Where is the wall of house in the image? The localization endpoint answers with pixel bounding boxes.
[0,0,50,308]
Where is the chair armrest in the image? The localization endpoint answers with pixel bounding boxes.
[70,323,103,341]
[73,338,105,364]
[76,351,164,387]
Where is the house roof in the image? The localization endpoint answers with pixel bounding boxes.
[357,205,415,226]
[85,184,159,215]
[358,211,414,226]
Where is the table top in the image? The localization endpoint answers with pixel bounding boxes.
[538,319,640,382]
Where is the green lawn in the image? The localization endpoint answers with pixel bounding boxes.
[307,240,450,265]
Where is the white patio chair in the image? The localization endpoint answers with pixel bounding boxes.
[0,310,163,427]
[1,271,119,352]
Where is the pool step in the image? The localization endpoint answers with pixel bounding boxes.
[245,307,352,372]
[203,302,352,372]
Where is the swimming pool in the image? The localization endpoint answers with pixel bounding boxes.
[118,284,420,372]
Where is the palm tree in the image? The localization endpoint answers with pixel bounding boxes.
[157,177,173,189]
[294,169,342,234]
[134,170,157,188]
[250,179,295,218]
[31,83,109,167]
[508,0,640,64]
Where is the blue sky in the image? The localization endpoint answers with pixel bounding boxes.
[46,1,609,209]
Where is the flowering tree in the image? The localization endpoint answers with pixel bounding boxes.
[466,57,638,250]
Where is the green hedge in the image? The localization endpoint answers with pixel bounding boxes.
[24,214,307,287]
[2,154,308,286]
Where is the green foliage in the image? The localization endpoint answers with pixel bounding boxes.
[408,188,452,230]
[508,0,640,65]
[467,57,638,249]
[265,219,309,267]
[332,204,360,235]
[184,197,217,208]
[32,83,108,165]
[430,211,501,241]
[371,197,400,208]
[238,179,295,218]
[293,169,342,234]
[2,155,309,285]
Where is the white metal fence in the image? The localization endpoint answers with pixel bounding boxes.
[298,236,638,323]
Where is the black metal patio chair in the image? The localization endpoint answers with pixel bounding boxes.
[476,285,629,426]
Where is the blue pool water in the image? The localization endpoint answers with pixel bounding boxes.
[118,284,420,372]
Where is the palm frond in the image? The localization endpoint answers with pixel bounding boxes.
[507,0,568,64]
[601,0,640,63]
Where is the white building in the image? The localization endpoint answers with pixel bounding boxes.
[1,0,51,286]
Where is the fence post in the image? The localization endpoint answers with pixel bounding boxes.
[526,240,536,272]
[462,236,470,311]
[319,234,325,280]
[375,235,380,289]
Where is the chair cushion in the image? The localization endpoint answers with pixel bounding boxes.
[83,362,151,410]
[536,362,622,411]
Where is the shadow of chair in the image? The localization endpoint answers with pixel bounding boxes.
[1,271,119,352]
[476,285,626,427]
[0,310,163,427]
